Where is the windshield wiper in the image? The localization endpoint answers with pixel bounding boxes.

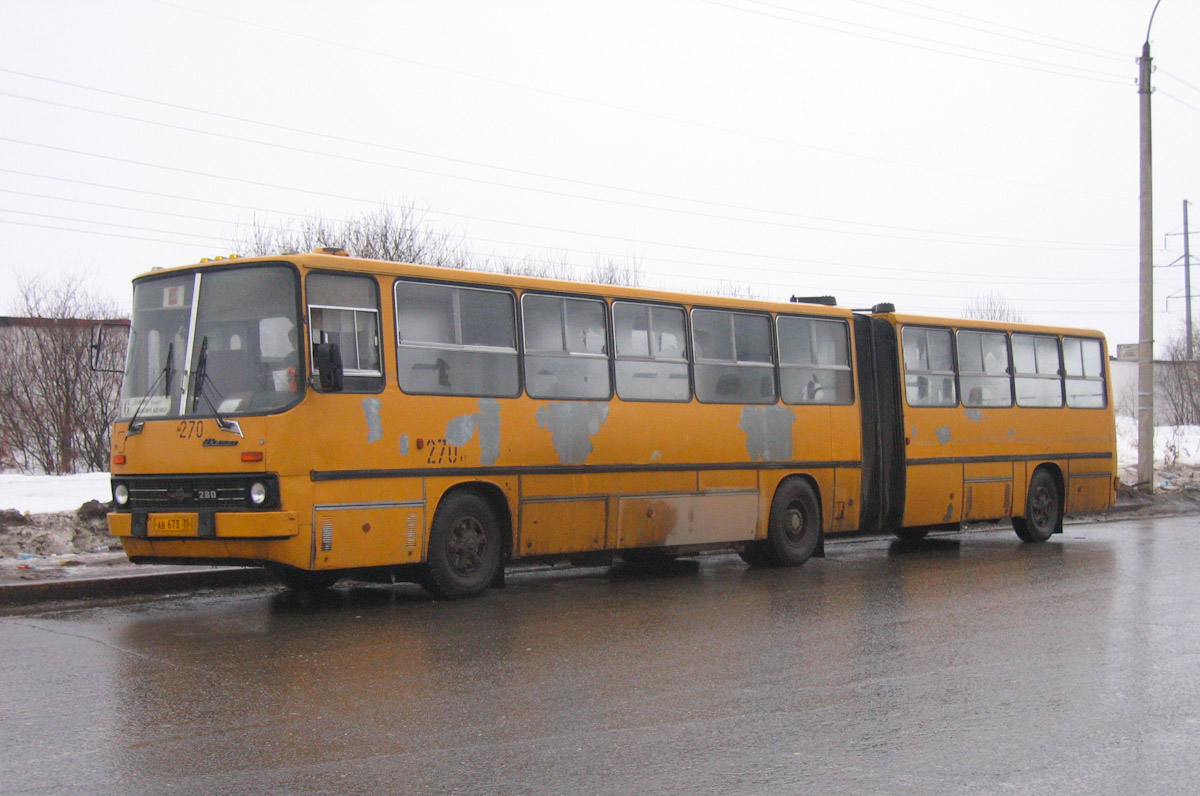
[189,337,243,437]
[127,341,173,437]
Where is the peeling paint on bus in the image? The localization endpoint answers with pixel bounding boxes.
[936,426,952,445]
[443,399,502,465]
[739,405,795,462]
[362,398,383,443]
[399,434,410,456]
[536,402,609,464]
[965,409,983,423]
[445,413,476,448]
[476,399,501,465]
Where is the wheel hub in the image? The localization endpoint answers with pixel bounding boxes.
[783,505,806,545]
[448,515,486,574]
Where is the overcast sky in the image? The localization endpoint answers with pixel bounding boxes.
[3,1,1199,353]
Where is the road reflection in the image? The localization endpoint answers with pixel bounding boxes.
[104,530,1123,792]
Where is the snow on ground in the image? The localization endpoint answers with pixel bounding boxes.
[0,419,1195,514]
[1116,417,1200,488]
[0,472,112,514]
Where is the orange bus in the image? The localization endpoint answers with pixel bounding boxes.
[101,250,1117,597]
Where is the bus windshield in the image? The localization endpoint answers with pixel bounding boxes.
[118,264,301,420]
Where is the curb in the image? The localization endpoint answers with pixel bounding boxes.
[0,566,273,607]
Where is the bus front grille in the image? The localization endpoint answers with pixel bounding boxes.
[115,474,280,512]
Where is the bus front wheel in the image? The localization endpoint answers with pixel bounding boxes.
[1013,469,1060,543]
[423,491,502,599]
[739,479,821,568]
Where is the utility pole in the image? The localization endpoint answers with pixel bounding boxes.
[1137,3,1160,494]
[1186,200,1193,361]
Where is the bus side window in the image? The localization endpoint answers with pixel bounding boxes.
[522,294,611,400]
[957,329,1012,408]
[777,316,853,405]
[1012,333,1063,407]
[1063,336,1106,408]
[613,302,690,401]
[395,281,519,397]
[902,326,956,407]
[692,309,776,404]
[308,273,383,392]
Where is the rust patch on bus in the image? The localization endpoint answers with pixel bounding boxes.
[445,398,503,465]
[536,402,609,464]
[935,426,952,445]
[739,405,795,462]
[362,397,383,443]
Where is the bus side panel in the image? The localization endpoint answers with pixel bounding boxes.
[311,477,426,570]
[903,462,963,526]
[963,461,1014,521]
[1067,459,1114,514]
[520,498,608,555]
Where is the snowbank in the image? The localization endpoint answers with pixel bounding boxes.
[1116,417,1200,485]
[0,472,112,514]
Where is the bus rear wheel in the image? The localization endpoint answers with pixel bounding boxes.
[1013,469,1060,543]
[739,479,821,568]
[423,491,502,600]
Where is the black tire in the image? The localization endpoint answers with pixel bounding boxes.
[423,491,502,599]
[1013,469,1060,543]
[894,526,930,543]
[738,479,821,568]
[269,564,341,592]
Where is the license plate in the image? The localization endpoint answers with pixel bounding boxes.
[151,514,196,534]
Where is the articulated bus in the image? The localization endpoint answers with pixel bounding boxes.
[102,250,1117,597]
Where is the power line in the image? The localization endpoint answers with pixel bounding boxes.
[699,0,1129,85]
[0,66,1132,224]
[0,218,223,247]
[890,0,1128,61]
[1,184,1130,286]
[0,208,223,243]
[1160,69,1200,97]
[0,133,1132,252]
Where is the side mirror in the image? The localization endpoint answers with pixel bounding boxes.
[90,322,128,374]
[313,343,344,392]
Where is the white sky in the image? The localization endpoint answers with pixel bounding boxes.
[3,0,1200,353]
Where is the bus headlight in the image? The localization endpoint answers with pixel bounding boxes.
[249,482,268,506]
[113,483,129,507]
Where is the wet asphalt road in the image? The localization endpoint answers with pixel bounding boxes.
[2,516,1199,795]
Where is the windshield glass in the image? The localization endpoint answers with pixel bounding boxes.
[118,264,301,420]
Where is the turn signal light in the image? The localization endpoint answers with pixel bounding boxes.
[112,454,127,465]
[241,451,263,462]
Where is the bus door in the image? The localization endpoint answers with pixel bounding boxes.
[852,314,905,533]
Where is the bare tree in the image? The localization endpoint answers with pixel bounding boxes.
[229,205,651,289]
[706,280,759,299]
[488,252,579,282]
[0,272,126,474]
[962,290,1026,323]
[1156,324,1200,425]
[228,204,470,269]
[589,256,645,287]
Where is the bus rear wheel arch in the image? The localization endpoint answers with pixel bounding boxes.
[1013,466,1062,543]
[423,489,503,599]
[739,477,822,568]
